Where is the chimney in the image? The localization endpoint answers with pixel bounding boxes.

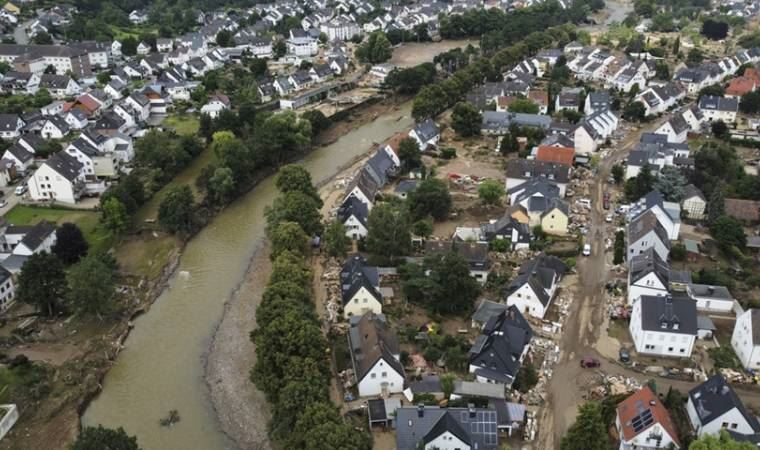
[649,400,656,406]
[708,286,715,295]
[468,404,476,418]
[417,403,424,418]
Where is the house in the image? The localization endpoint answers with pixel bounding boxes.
[343,169,378,208]
[124,92,151,122]
[726,68,760,98]
[732,309,760,370]
[630,294,697,357]
[40,116,70,139]
[480,214,531,250]
[2,144,33,173]
[394,179,418,199]
[408,119,440,149]
[348,312,404,397]
[129,9,148,24]
[616,386,681,450]
[156,38,173,53]
[538,199,569,235]
[699,95,739,123]
[481,111,552,135]
[395,405,500,450]
[425,240,491,283]
[535,145,574,167]
[28,152,85,204]
[504,253,567,319]
[337,196,369,240]
[469,305,532,387]
[584,91,611,115]
[687,375,760,437]
[627,248,670,304]
[681,184,706,220]
[625,135,692,179]
[64,109,88,130]
[38,74,81,99]
[287,28,318,57]
[9,220,56,256]
[341,254,383,318]
[0,114,22,139]
[725,198,760,223]
[288,70,313,91]
[527,90,549,114]
[136,41,151,55]
[471,299,508,330]
[687,284,735,313]
[628,210,671,262]
[0,266,14,311]
[200,93,230,119]
[555,90,580,111]
[628,190,681,240]
[66,137,118,178]
[309,63,333,83]
[505,160,571,197]
[636,82,686,116]
[654,115,689,144]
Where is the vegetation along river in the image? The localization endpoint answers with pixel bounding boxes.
[83,102,414,450]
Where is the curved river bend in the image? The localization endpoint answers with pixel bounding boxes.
[83,102,414,450]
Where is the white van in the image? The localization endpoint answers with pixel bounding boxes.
[582,244,591,256]
[577,198,591,209]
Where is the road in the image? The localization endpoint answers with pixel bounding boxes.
[13,19,33,45]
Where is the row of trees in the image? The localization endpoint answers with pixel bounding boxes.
[250,165,371,448]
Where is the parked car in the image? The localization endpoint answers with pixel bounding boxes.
[0,200,7,208]
[577,198,591,209]
[603,192,610,210]
[619,347,631,363]
[605,214,613,223]
[580,357,600,368]
[14,184,27,196]
[582,244,591,256]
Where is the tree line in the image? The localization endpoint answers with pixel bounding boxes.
[250,165,371,449]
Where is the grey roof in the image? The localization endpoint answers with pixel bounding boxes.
[469,306,532,385]
[395,406,499,450]
[44,116,70,134]
[699,95,739,113]
[472,299,508,325]
[4,144,33,163]
[1,254,28,273]
[504,253,566,307]
[508,178,561,202]
[69,137,100,157]
[412,119,439,143]
[19,220,55,252]
[688,284,733,300]
[364,149,395,187]
[629,248,669,286]
[394,179,418,194]
[639,294,697,335]
[628,210,670,248]
[340,254,381,306]
[491,399,526,426]
[482,111,552,130]
[505,159,571,184]
[348,312,404,382]
[683,184,705,202]
[689,375,760,431]
[409,375,443,394]
[44,152,82,182]
[337,195,369,227]
[697,315,716,331]
[751,309,760,347]
[453,380,505,399]
[0,114,20,131]
[345,168,378,202]
[540,133,574,147]
[425,240,490,270]
[39,74,73,90]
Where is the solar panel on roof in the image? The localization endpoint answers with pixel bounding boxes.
[631,409,654,433]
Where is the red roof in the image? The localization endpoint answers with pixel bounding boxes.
[617,387,680,446]
[536,145,575,166]
[74,94,100,115]
[528,90,549,106]
[726,77,756,97]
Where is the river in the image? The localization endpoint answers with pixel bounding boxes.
[82,102,414,450]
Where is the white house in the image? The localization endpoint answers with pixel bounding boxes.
[0,266,15,312]
[137,41,151,55]
[628,210,671,262]
[468,305,532,387]
[628,190,681,240]
[732,309,760,371]
[341,254,383,319]
[343,169,378,209]
[64,109,88,130]
[28,152,85,204]
[408,119,440,150]
[504,253,566,319]
[687,284,735,313]
[40,116,70,140]
[337,196,368,240]
[654,115,689,144]
[616,386,681,450]
[9,220,57,256]
[200,93,231,119]
[286,29,318,57]
[2,144,33,173]
[687,375,760,438]
[699,95,739,124]
[681,184,706,220]
[629,295,697,358]
[505,160,571,197]
[627,249,669,304]
[348,312,404,397]
[0,114,23,139]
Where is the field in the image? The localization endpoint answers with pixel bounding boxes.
[162,114,200,136]
[4,205,113,253]
[390,39,479,68]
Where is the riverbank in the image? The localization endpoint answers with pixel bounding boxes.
[202,99,410,450]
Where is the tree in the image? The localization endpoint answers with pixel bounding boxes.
[508,98,540,114]
[102,197,129,234]
[614,230,625,265]
[420,252,481,314]
[560,402,608,450]
[355,32,392,64]
[158,185,197,235]
[275,165,322,206]
[300,110,331,138]
[121,37,138,56]
[273,39,286,59]
[66,254,116,316]
[408,178,452,221]
[411,218,433,238]
[699,84,725,98]
[31,31,53,45]
[97,71,112,86]
[687,48,704,66]
[711,120,729,138]
[622,101,646,122]
[71,426,140,450]
[654,166,687,202]
[708,188,725,225]
[710,216,746,249]
[451,102,482,137]
[52,222,88,265]
[478,179,504,206]
[207,166,236,203]
[513,363,538,393]
[611,164,624,184]
[740,91,760,115]
[270,221,310,260]
[290,402,371,450]
[500,132,519,153]
[266,191,324,237]
[323,220,350,257]
[216,29,234,47]
[397,137,422,173]
[625,164,655,201]
[654,61,670,80]
[672,36,680,55]
[16,252,67,317]
[701,19,729,41]
[689,430,757,450]
[365,202,411,260]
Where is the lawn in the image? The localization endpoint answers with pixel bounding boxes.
[163,114,200,136]
[4,205,113,253]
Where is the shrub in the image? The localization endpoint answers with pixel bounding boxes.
[440,147,457,159]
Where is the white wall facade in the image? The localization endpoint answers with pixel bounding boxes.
[506,283,547,319]
[357,358,404,397]
[630,301,696,357]
[687,400,755,437]
[343,285,382,318]
[425,431,470,450]
[732,310,760,370]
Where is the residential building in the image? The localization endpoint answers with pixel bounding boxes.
[480,214,531,251]
[535,145,574,167]
[725,198,760,223]
[681,184,706,220]
[468,305,532,387]
[625,135,692,179]
[395,406,500,450]
[200,93,231,119]
[0,114,22,139]
[28,152,85,204]
[732,309,760,370]
[408,119,440,149]
[287,28,318,57]
[584,91,611,115]
[505,160,571,197]
[628,190,681,240]
[425,240,491,283]
[0,266,14,312]
[628,210,671,262]
[616,386,681,450]
[654,115,689,144]
[687,375,760,437]
[341,254,383,318]
[337,196,368,240]
[504,253,567,319]
[627,249,670,304]
[0,43,92,77]
[481,111,552,135]
[630,294,697,357]
[687,284,735,313]
[699,95,739,123]
[348,312,404,397]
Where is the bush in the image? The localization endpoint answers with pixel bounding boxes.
[490,239,510,252]
[708,346,742,370]
[440,147,457,159]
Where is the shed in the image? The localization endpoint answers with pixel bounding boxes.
[697,315,716,339]
[367,397,401,428]
[684,239,700,261]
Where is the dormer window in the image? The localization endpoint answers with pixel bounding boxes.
[660,321,667,329]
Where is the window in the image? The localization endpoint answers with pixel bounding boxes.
[668,347,674,352]
[381,372,387,378]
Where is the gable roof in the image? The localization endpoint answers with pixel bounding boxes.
[19,220,55,251]
[412,119,439,143]
[0,114,20,131]
[683,184,705,202]
[337,195,369,227]
[4,143,33,163]
[348,312,403,381]
[395,406,499,450]
[639,294,697,335]
[617,386,680,446]
[629,248,669,287]
[43,152,82,181]
[340,254,381,306]
[699,95,739,112]
[505,159,571,184]
[504,253,566,307]
[536,145,574,166]
[469,305,532,384]
[689,375,760,431]
[629,209,670,248]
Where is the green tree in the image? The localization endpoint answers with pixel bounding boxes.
[71,426,140,450]
[417,252,481,315]
[273,39,286,59]
[513,363,538,393]
[275,164,322,207]
[451,102,482,137]
[687,48,704,65]
[508,98,540,114]
[700,84,725,98]
[269,250,312,287]
[96,71,112,85]
[689,430,757,450]
[398,137,422,173]
[500,133,519,153]
[207,166,236,203]
[355,31,392,63]
[411,218,433,238]
[270,221,311,260]
[622,101,646,122]
[31,31,53,45]
[16,252,67,317]
[290,402,372,450]
[712,120,729,139]
[121,37,138,56]
[265,191,324,237]
[66,254,116,316]
[52,222,88,265]
[478,179,505,206]
[611,164,624,184]
[624,164,655,201]
[654,166,687,202]
[102,197,129,234]
[614,230,625,265]
[740,91,760,115]
[365,202,412,260]
[300,110,331,138]
[216,29,234,47]
[710,216,746,249]
[708,188,725,225]
[158,185,197,235]
[560,402,608,450]
[322,220,350,257]
[408,178,452,221]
